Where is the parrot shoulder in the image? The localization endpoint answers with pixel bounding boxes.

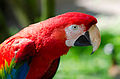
[0,37,36,66]
[0,38,37,79]
[10,38,36,62]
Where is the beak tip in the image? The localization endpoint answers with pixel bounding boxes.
[90,51,95,55]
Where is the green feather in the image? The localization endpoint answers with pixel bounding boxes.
[0,58,16,79]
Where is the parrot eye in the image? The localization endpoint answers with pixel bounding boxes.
[69,25,79,30]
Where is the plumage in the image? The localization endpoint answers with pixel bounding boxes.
[0,12,100,79]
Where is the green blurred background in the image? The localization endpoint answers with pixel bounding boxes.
[1,0,120,79]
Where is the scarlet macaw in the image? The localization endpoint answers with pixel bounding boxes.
[0,12,101,79]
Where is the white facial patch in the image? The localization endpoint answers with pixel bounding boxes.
[65,24,86,47]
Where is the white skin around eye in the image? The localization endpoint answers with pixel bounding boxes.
[65,24,86,46]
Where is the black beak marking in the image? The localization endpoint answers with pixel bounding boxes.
[74,31,91,46]
[90,51,94,55]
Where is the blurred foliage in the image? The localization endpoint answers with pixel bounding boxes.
[40,0,55,21]
[0,0,55,43]
[54,32,120,79]
[0,13,10,42]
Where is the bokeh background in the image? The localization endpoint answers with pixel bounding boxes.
[0,0,120,79]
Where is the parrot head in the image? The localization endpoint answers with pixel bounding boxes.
[45,12,101,54]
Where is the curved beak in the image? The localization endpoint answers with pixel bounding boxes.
[74,25,101,54]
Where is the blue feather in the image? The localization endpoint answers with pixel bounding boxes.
[14,62,30,79]
[5,62,30,79]
[7,74,11,79]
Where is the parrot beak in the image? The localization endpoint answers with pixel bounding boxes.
[74,25,101,54]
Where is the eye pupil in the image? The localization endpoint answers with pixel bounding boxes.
[72,25,78,30]
[73,26,77,28]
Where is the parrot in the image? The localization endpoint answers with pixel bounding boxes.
[0,12,101,79]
